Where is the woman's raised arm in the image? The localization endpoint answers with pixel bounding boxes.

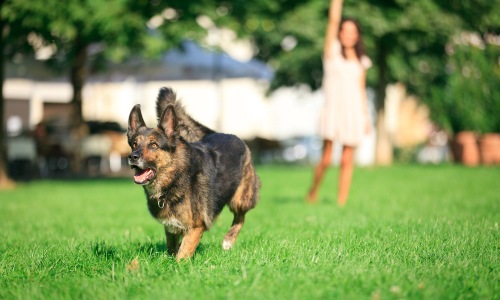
[323,0,343,59]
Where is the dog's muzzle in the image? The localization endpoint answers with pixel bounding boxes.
[128,151,156,185]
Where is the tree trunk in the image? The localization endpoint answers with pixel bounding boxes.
[374,36,393,165]
[70,39,88,129]
[0,13,15,189]
[69,38,88,174]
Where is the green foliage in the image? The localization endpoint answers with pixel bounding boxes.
[212,0,500,133]
[438,0,500,33]
[1,0,223,125]
[215,0,465,93]
[0,165,498,299]
[2,0,500,127]
[3,0,166,66]
[4,0,498,94]
[428,40,500,133]
[204,0,325,89]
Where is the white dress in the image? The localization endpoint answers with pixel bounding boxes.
[319,40,371,146]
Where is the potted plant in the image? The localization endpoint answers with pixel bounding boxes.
[428,35,499,166]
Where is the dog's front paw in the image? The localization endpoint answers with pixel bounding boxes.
[222,239,234,250]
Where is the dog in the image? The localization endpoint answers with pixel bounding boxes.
[127,87,260,260]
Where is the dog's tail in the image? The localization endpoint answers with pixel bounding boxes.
[156,87,215,142]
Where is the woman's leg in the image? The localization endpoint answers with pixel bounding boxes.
[338,145,355,206]
[307,140,333,202]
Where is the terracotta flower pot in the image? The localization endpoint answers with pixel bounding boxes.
[452,131,480,166]
[479,133,500,165]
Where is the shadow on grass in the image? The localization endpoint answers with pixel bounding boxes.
[271,195,335,205]
[91,239,209,261]
[133,240,209,256]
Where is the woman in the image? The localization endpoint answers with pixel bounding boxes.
[307,0,371,206]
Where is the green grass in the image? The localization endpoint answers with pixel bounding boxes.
[0,165,498,299]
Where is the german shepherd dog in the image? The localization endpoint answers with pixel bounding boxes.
[127,87,260,260]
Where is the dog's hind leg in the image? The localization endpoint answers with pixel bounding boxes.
[223,149,260,250]
[222,213,245,250]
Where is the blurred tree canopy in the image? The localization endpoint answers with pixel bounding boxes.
[2,0,500,130]
[209,0,492,108]
[1,0,224,128]
[3,0,499,114]
[208,0,499,130]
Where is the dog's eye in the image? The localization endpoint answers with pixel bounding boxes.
[132,142,137,149]
[150,143,158,149]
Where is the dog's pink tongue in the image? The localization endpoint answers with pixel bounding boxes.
[134,168,154,183]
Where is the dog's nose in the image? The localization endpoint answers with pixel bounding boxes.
[129,152,140,162]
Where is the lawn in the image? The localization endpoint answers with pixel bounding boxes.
[0,165,498,299]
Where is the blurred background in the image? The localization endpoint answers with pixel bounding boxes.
[0,0,499,184]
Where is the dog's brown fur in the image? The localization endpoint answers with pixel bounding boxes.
[127,87,260,260]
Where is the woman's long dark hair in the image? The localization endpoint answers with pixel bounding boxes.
[339,18,366,61]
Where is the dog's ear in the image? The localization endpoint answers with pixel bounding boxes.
[159,105,178,145]
[128,104,146,139]
[156,87,177,122]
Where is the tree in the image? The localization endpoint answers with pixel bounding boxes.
[428,0,500,134]
[0,0,32,188]
[205,0,325,90]
[0,7,10,188]
[3,0,226,126]
[1,0,221,183]
[5,1,163,127]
